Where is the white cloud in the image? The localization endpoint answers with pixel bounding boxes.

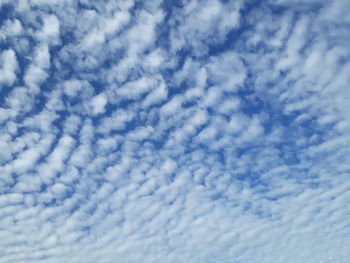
[23,65,48,91]
[15,173,43,193]
[7,134,54,174]
[23,109,58,132]
[23,44,52,92]
[63,114,82,135]
[63,79,84,97]
[91,93,108,115]
[169,0,241,55]
[5,86,35,113]
[143,49,164,69]
[34,44,50,69]
[0,19,22,38]
[0,193,23,208]
[142,81,168,108]
[97,137,118,154]
[98,109,134,134]
[37,135,75,184]
[1,1,350,263]
[115,77,156,101]
[160,95,183,117]
[0,49,18,87]
[36,14,60,45]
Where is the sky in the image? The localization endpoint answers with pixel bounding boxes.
[0,0,350,262]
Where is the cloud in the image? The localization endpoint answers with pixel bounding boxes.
[91,93,108,115]
[36,14,60,45]
[169,0,242,56]
[0,18,22,39]
[0,0,349,263]
[0,49,18,87]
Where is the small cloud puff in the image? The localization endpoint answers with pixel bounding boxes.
[0,49,18,86]
[91,93,108,115]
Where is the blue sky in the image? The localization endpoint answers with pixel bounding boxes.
[0,0,350,262]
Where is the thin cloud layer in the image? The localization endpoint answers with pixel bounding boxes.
[0,0,349,263]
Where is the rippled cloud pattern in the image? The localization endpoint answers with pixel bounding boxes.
[1,0,350,262]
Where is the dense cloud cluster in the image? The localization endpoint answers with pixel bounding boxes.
[0,0,350,262]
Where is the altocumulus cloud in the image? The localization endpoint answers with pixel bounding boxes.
[0,0,350,263]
